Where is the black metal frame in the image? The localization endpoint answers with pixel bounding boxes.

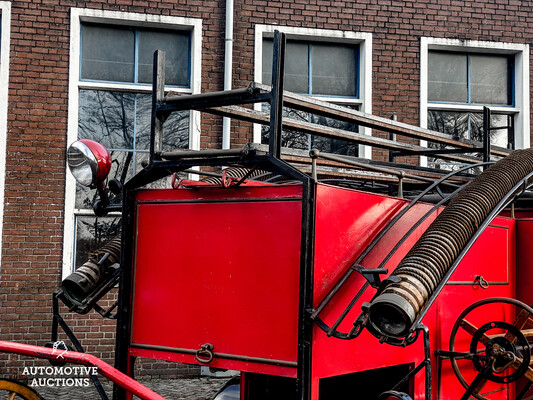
[98,28,518,400]
[50,291,110,400]
[112,31,316,400]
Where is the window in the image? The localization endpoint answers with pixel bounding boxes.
[262,40,358,97]
[63,9,202,276]
[255,26,372,158]
[0,2,10,266]
[420,38,529,168]
[80,24,191,86]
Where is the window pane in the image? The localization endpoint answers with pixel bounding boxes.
[260,104,309,149]
[428,52,467,102]
[81,24,134,83]
[469,112,510,147]
[137,30,190,86]
[262,39,308,93]
[262,39,273,86]
[74,151,133,209]
[285,42,309,93]
[487,114,511,148]
[312,43,357,97]
[429,110,511,147]
[134,94,189,151]
[78,90,135,150]
[428,110,469,139]
[470,55,511,105]
[74,215,121,268]
[133,94,151,151]
[310,105,359,156]
[163,111,190,149]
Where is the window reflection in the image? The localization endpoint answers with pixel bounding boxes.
[75,215,121,268]
[261,104,359,156]
[428,110,510,168]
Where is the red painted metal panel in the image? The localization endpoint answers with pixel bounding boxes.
[311,182,516,399]
[127,180,519,399]
[516,219,533,305]
[134,184,302,202]
[130,185,302,375]
[312,184,437,396]
[313,184,407,306]
[449,221,513,283]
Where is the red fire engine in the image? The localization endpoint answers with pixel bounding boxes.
[2,31,533,400]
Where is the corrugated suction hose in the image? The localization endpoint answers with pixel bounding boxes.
[367,149,533,339]
[62,234,122,306]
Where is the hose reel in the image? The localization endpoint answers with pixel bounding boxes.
[365,148,533,341]
[445,298,533,400]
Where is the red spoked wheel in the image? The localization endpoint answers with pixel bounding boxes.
[0,379,43,400]
[449,298,533,400]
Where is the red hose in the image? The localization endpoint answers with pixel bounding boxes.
[0,341,166,400]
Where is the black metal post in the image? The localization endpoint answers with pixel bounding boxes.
[482,106,491,167]
[508,114,515,150]
[388,115,397,163]
[112,188,137,400]
[269,31,286,158]
[296,176,316,400]
[151,50,166,161]
[422,325,431,400]
[51,293,109,400]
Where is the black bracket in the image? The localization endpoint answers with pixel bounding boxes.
[354,266,388,289]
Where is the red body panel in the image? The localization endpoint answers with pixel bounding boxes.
[516,218,533,305]
[128,182,518,399]
[131,185,302,376]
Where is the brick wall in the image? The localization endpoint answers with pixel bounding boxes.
[1,0,533,383]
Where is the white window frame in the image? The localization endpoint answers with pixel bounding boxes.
[62,8,202,277]
[420,37,529,166]
[0,2,10,267]
[254,25,372,159]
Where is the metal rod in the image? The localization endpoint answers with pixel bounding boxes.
[181,168,222,178]
[158,148,250,160]
[209,105,482,164]
[422,325,432,400]
[311,156,317,182]
[398,173,404,198]
[159,85,270,113]
[327,280,370,337]
[130,344,297,368]
[150,50,165,161]
[269,31,286,158]
[296,176,316,400]
[114,188,137,400]
[164,86,258,105]
[508,114,515,150]
[483,106,491,167]
[388,115,397,163]
[310,148,440,185]
[254,82,511,158]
